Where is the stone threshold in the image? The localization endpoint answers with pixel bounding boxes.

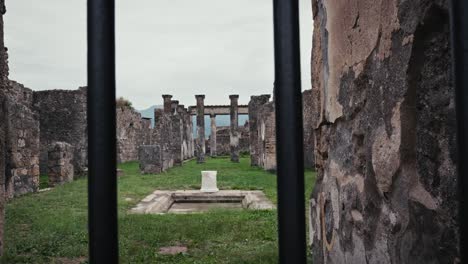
[130,190,275,214]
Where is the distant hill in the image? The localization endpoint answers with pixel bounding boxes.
[138,105,249,136]
[138,105,163,126]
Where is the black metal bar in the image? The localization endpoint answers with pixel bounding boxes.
[87,0,118,263]
[450,0,468,262]
[272,0,306,262]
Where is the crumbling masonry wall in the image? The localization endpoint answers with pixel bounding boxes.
[4,81,40,198]
[302,89,316,169]
[248,95,271,166]
[309,1,458,263]
[149,109,174,171]
[0,0,7,253]
[47,141,74,187]
[116,106,151,163]
[256,101,276,171]
[213,125,250,156]
[249,90,315,171]
[33,88,88,175]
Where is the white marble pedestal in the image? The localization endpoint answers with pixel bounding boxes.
[201,171,219,193]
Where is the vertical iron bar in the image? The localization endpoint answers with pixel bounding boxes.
[272,0,306,263]
[87,0,118,263]
[450,0,468,262]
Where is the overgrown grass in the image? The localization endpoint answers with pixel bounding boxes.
[2,157,316,263]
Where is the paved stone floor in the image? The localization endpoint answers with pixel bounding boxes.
[130,190,275,214]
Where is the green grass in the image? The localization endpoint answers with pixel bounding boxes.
[2,157,316,263]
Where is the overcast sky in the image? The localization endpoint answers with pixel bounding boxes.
[5,0,313,110]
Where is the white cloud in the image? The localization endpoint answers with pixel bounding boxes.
[5,0,312,109]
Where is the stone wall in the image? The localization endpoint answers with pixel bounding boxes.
[214,125,250,156]
[151,109,174,171]
[248,95,271,166]
[33,88,87,175]
[139,145,164,174]
[309,1,458,263]
[47,142,74,187]
[0,0,6,252]
[302,89,316,169]
[4,81,40,198]
[257,102,276,171]
[116,106,151,163]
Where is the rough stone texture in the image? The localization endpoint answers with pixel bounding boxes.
[302,89,316,169]
[257,102,276,171]
[167,100,183,166]
[214,125,250,156]
[152,109,174,171]
[0,2,6,254]
[4,81,40,198]
[195,95,205,163]
[209,115,217,156]
[177,105,192,160]
[138,145,164,174]
[248,95,271,166]
[47,142,74,187]
[162,95,172,114]
[309,1,459,263]
[116,106,151,163]
[33,88,88,175]
[229,95,240,162]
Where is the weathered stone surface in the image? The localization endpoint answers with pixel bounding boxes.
[0,3,7,254]
[4,81,40,198]
[302,90,316,169]
[195,95,206,163]
[47,142,74,187]
[162,94,172,113]
[138,145,164,174]
[248,95,271,166]
[0,94,5,256]
[116,106,151,163]
[229,95,240,162]
[33,87,88,175]
[170,108,184,166]
[257,101,276,171]
[151,109,174,171]
[209,114,217,156]
[214,125,250,156]
[309,1,459,263]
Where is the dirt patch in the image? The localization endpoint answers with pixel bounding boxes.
[158,245,188,255]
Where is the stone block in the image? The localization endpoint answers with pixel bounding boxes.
[200,171,218,193]
[139,145,163,174]
[47,142,74,187]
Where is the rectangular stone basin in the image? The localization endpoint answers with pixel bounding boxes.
[130,190,275,214]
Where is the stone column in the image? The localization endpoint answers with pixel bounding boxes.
[154,108,164,124]
[171,100,179,115]
[188,111,195,158]
[195,95,205,163]
[229,95,240,162]
[210,114,217,157]
[162,94,172,113]
[248,95,271,166]
[47,142,74,187]
[177,105,187,160]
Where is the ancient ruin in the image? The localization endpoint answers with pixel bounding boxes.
[47,142,74,187]
[0,0,463,261]
[116,106,152,163]
[309,0,459,263]
[188,96,249,162]
[0,0,6,254]
[34,88,88,175]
